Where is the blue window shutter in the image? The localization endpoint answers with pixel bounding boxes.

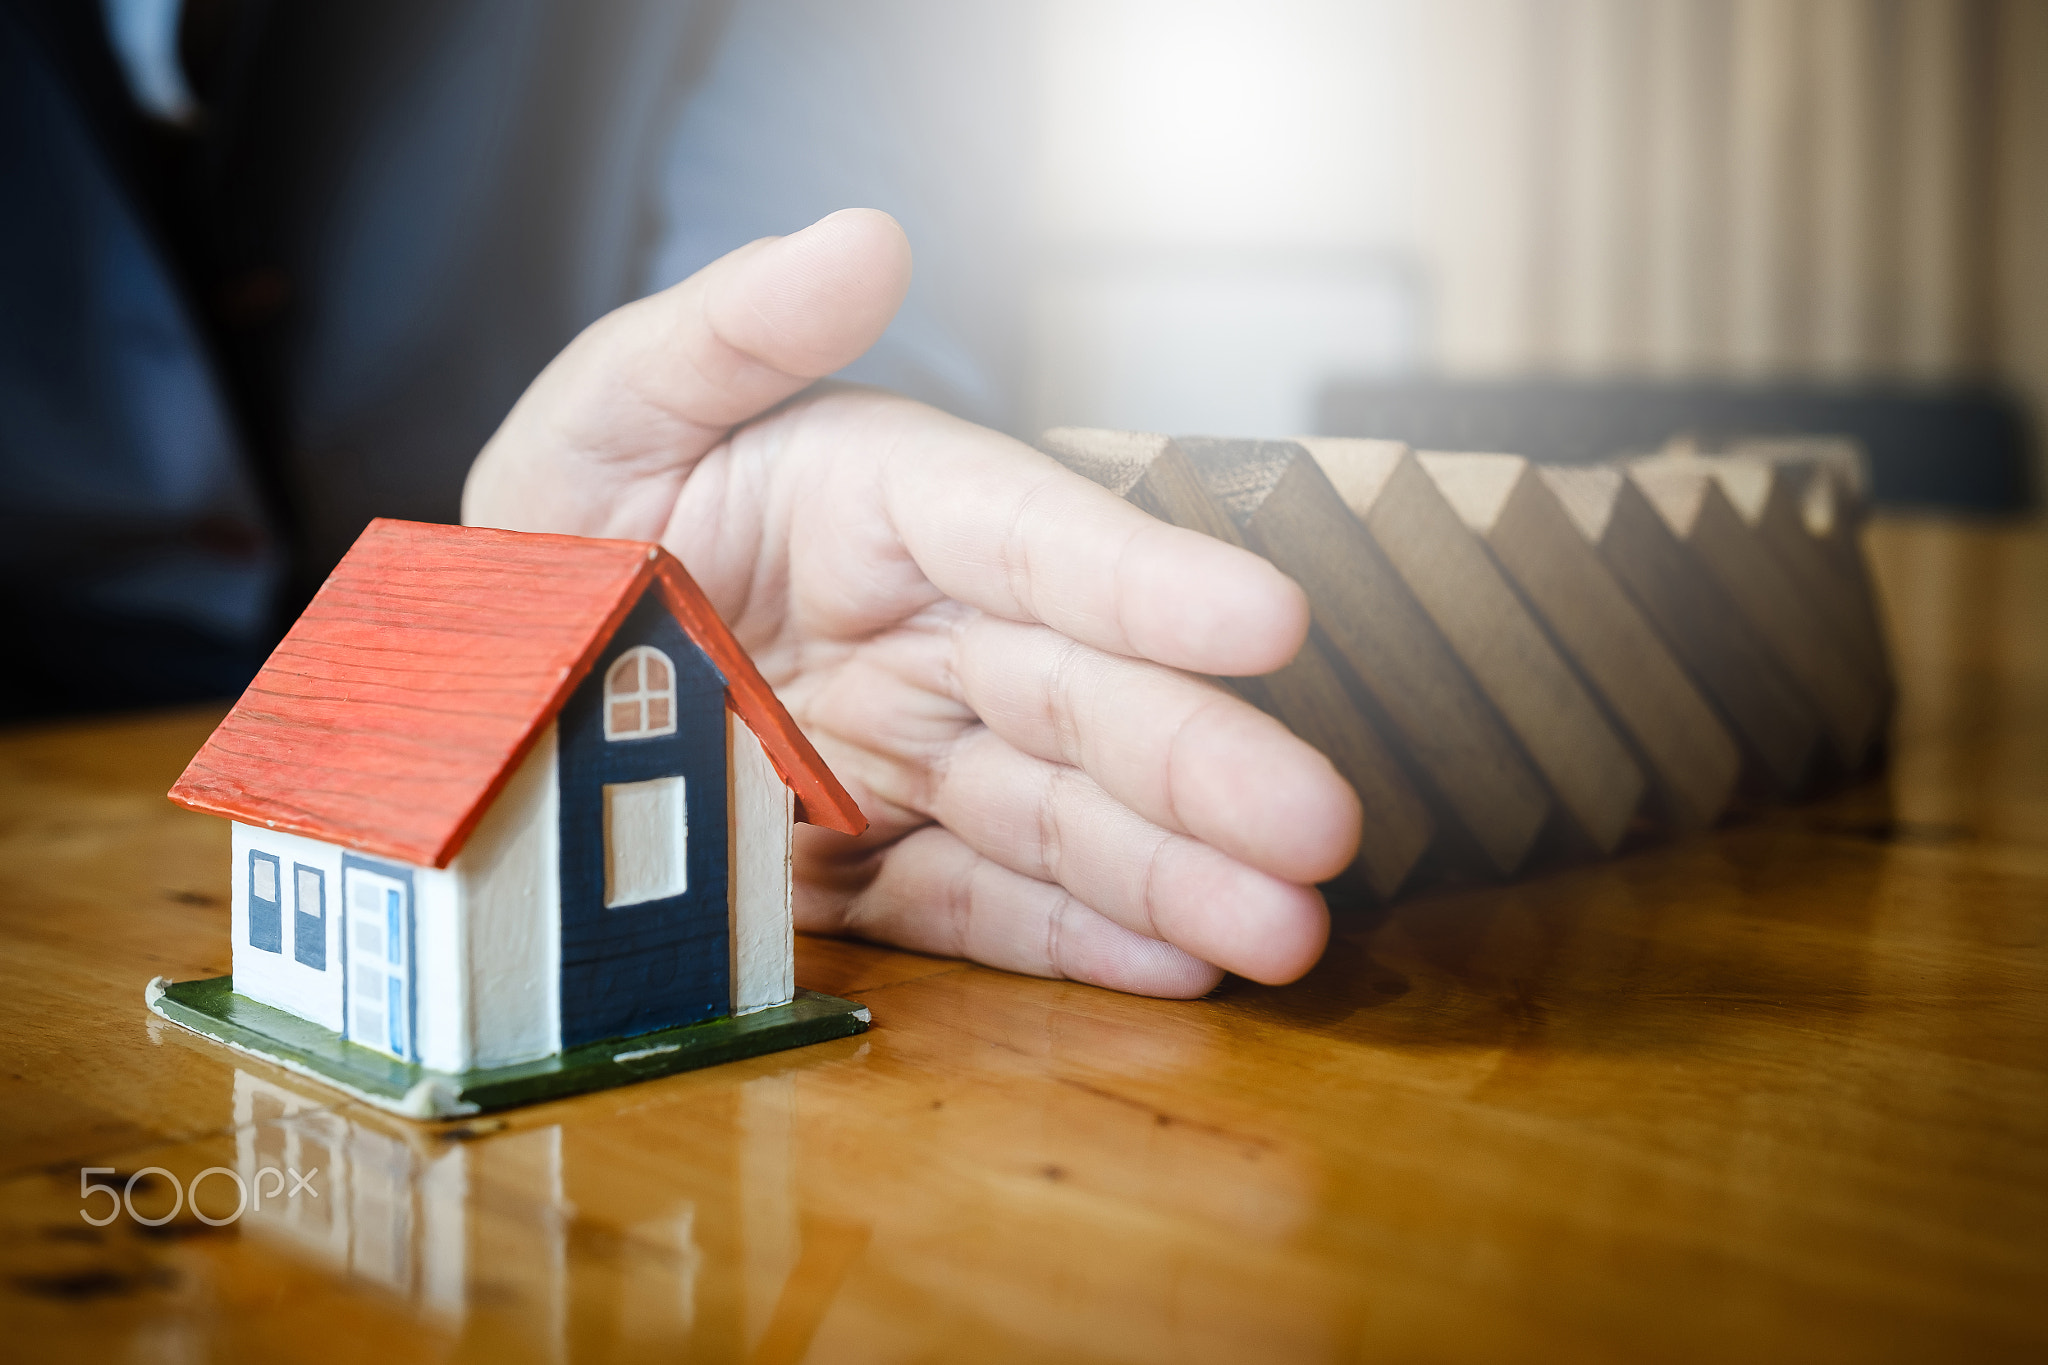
[292,865,326,970]
[248,851,282,953]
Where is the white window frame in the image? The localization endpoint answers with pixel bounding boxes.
[602,645,679,741]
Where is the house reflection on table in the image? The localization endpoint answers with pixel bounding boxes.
[219,980,1349,1360]
[229,1069,720,1354]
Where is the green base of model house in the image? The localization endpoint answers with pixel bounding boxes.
[146,975,871,1119]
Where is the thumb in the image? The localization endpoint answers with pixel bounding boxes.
[464,207,913,537]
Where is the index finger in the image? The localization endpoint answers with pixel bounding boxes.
[815,395,1312,677]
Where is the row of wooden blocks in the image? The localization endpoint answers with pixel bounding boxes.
[1040,427,1891,900]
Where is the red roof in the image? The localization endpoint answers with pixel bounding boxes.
[169,519,866,867]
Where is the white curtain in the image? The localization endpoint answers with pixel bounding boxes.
[1419,0,2045,390]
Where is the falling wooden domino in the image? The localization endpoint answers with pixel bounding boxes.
[1728,434,1872,506]
[1170,436,1553,876]
[1800,465,1893,703]
[1725,440,1893,704]
[1628,461,1883,769]
[1404,449,1744,832]
[1299,438,1645,853]
[1038,428,1435,898]
[1656,451,1892,699]
[1798,457,1876,572]
[1541,465,1822,795]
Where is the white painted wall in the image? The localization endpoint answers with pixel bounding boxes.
[226,722,560,1074]
[728,710,795,1015]
[234,821,457,1066]
[408,861,461,1072]
[452,723,562,1070]
[231,823,346,1031]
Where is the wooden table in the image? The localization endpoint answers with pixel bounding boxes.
[2,517,2043,1362]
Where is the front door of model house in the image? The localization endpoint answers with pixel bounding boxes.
[344,864,412,1061]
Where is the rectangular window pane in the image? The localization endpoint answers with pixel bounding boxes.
[386,892,402,962]
[603,776,688,907]
[646,696,671,730]
[253,857,276,902]
[610,700,643,734]
[387,975,405,1053]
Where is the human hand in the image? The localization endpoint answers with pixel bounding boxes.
[464,210,1362,996]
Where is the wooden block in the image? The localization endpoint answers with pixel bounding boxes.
[1300,439,1645,852]
[1038,428,1435,898]
[1168,436,1552,875]
[1665,451,1891,694]
[1628,462,1883,768]
[1795,464,1894,707]
[1724,439,1893,702]
[1541,465,1822,794]
[1393,449,1743,831]
[1727,434,1872,506]
[1796,457,1875,569]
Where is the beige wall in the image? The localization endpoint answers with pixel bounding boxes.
[1419,0,2016,385]
[1028,0,2045,486]
[1996,0,2048,491]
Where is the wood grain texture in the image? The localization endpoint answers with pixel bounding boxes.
[1039,428,1434,898]
[1629,464,1885,768]
[1302,438,1645,853]
[2,517,2044,1362]
[1170,437,1552,875]
[1412,451,1742,832]
[1543,465,1823,795]
[167,519,865,869]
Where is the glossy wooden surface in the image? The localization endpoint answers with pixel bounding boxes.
[2,516,2044,1362]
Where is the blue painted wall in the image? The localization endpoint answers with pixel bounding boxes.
[557,588,730,1046]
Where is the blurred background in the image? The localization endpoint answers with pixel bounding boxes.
[1031,0,2043,507]
[2,0,2042,718]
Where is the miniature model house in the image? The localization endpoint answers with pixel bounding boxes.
[156,519,868,1113]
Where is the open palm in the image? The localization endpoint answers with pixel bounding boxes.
[464,211,1360,997]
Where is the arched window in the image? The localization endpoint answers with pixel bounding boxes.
[603,646,678,740]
